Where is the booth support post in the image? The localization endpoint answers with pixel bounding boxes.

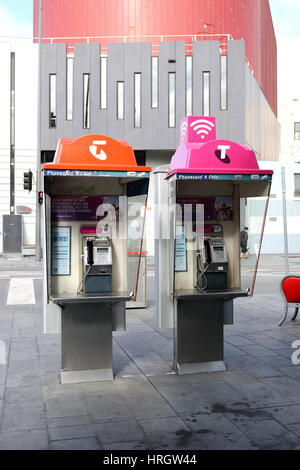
[174,297,226,374]
[154,167,173,328]
[60,302,113,383]
[54,296,129,384]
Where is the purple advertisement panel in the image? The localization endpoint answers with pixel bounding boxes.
[177,196,233,221]
[51,195,119,222]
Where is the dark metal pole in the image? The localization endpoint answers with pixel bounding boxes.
[35,0,42,261]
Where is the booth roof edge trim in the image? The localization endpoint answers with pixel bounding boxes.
[42,164,152,172]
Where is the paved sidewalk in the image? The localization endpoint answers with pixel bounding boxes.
[0,256,300,449]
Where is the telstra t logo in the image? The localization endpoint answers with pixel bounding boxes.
[215,145,231,164]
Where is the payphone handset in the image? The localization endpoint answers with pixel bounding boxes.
[195,235,228,291]
[197,236,227,266]
[206,237,227,264]
[83,238,112,267]
[77,231,113,295]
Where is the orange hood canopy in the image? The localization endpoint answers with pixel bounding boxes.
[42,134,151,172]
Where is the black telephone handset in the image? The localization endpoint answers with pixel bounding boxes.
[204,238,212,264]
[87,240,94,266]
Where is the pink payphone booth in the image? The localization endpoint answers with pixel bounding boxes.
[42,135,150,383]
[154,117,273,374]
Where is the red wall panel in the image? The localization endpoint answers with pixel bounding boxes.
[33,0,277,115]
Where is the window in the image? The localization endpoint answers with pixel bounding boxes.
[134,150,146,166]
[186,56,192,116]
[83,74,90,128]
[168,72,176,128]
[134,73,141,128]
[66,57,73,120]
[100,57,107,109]
[117,81,124,119]
[294,122,300,140]
[49,74,56,128]
[202,71,210,116]
[151,57,158,108]
[294,174,300,196]
[220,55,227,111]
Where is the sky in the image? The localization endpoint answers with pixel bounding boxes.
[0,0,32,37]
[269,0,300,103]
[0,0,299,103]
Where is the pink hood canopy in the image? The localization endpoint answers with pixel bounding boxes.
[168,116,273,176]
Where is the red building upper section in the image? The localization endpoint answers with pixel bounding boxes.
[33,0,277,115]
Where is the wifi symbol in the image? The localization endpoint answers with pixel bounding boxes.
[180,121,188,141]
[190,119,215,140]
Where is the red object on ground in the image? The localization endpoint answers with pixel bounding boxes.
[281,277,300,304]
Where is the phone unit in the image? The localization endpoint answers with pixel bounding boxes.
[195,234,228,290]
[81,234,113,294]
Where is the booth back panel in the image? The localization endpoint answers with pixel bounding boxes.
[50,221,127,296]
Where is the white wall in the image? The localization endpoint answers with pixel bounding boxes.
[247,161,300,254]
[279,101,300,163]
[0,42,38,251]
[245,65,281,161]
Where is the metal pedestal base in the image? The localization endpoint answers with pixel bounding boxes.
[176,361,226,375]
[61,302,113,384]
[51,294,131,384]
[61,368,113,384]
[174,297,224,374]
[173,290,248,375]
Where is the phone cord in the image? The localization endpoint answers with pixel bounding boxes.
[76,264,92,295]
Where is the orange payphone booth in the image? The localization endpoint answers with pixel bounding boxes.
[42,135,150,383]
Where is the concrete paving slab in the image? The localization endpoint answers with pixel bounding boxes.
[48,424,96,441]
[94,420,145,445]
[277,366,300,379]
[50,437,100,450]
[245,365,283,379]
[4,385,43,405]
[183,412,259,450]
[146,431,207,450]
[47,415,92,428]
[0,367,7,386]
[137,416,189,434]
[1,402,46,432]
[228,414,300,450]
[103,440,148,450]
[225,335,256,346]
[0,255,300,449]
[228,381,293,408]
[0,429,48,450]
[232,341,278,356]
[252,354,294,369]
[85,394,133,422]
[6,372,42,389]
[265,405,300,425]
[45,396,88,419]
[261,376,300,398]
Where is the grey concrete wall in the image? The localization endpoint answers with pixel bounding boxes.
[40,40,279,161]
[245,65,281,161]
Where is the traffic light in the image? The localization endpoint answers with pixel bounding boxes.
[23,170,33,192]
[38,191,43,205]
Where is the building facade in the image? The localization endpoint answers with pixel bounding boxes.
[0,42,37,253]
[0,1,280,254]
[279,101,300,163]
[33,0,277,115]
